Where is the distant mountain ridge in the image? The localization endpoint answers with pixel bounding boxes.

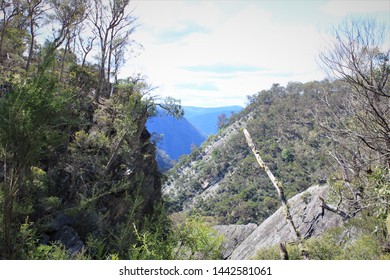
[146,113,205,164]
[184,106,243,135]
[146,106,243,171]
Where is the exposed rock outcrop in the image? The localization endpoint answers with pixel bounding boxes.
[229,185,344,259]
[214,223,257,259]
[42,214,84,255]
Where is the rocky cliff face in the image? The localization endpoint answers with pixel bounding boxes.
[214,185,344,260]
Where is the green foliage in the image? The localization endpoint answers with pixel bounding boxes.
[281,148,295,162]
[253,245,280,260]
[370,168,390,219]
[172,215,224,260]
[338,235,381,260]
[128,222,173,260]
[0,69,71,257]
[15,221,69,260]
[0,78,69,163]
[128,213,224,260]
[85,236,111,260]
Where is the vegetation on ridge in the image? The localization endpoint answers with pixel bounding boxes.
[164,17,389,259]
[0,0,388,260]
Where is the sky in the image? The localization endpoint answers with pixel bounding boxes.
[120,0,390,107]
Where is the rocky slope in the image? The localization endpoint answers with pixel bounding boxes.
[214,185,344,259]
[213,223,258,259]
[163,111,254,212]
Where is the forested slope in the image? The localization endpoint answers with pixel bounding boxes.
[164,81,333,224]
[164,76,389,259]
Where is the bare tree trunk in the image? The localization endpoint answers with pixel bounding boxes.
[25,20,35,73]
[59,37,70,82]
[243,128,309,260]
[25,0,45,74]
[78,33,95,68]
[96,29,108,100]
[107,30,114,87]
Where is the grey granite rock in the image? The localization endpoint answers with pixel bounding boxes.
[214,223,258,259]
[229,185,344,259]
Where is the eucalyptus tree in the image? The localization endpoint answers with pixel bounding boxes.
[319,17,390,169]
[88,0,136,100]
[317,17,389,219]
[0,0,25,75]
[24,0,46,73]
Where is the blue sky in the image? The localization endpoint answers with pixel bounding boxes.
[121,0,390,107]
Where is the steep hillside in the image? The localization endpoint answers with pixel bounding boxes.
[164,82,332,225]
[184,106,243,135]
[0,0,179,259]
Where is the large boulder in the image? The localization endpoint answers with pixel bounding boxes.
[42,214,84,256]
[229,185,344,259]
[52,225,84,256]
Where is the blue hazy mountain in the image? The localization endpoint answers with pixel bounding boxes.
[146,113,206,163]
[146,106,243,171]
[183,106,243,135]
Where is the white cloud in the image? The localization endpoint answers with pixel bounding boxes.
[322,0,389,17]
[122,0,387,107]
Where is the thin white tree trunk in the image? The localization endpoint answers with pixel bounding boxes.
[243,128,309,260]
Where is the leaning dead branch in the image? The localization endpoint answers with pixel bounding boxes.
[243,128,309,260]
[319,197,351,221]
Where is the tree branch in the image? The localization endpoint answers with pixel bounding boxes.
[243,128,309,260]
[319,197,352,221]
